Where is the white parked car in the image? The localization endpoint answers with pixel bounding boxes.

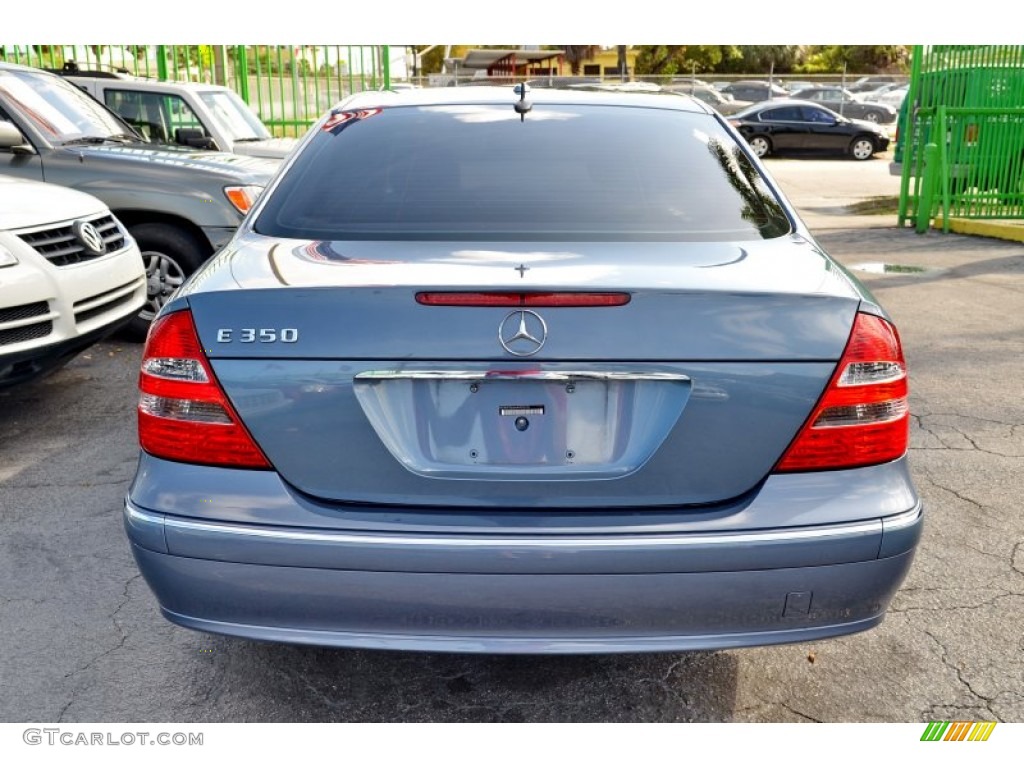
[0,176,146,386]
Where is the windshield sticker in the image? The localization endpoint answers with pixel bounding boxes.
[321,108,382,135]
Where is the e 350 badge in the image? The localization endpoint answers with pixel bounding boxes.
[216,328,299,343]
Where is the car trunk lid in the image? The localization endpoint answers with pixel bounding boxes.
[185,234,861,508]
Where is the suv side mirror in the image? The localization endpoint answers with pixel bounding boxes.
[0,120,35,154]
[174,127,220,151]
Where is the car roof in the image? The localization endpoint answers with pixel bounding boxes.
[0,60,219,91]
[735,99,842,116]
[338,85,712,115]
[667,86,718,96]
[65,74,229,94]
[0,61,45,74]
[723,80,787,89]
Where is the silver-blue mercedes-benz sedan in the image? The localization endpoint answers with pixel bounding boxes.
[124,86,921,653]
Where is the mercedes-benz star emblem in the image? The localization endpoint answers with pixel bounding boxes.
[73,221,106,256]
[498,310,547,357]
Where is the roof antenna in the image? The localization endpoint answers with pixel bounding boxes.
[513,83,532,122]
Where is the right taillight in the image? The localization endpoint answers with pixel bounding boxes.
[138,310,270,469]
[775,312,909,472]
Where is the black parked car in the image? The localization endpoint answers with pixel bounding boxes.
[789,86,898,123]
[729,100,890,161]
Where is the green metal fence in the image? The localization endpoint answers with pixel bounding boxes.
[898,45,1024,231]
[0,45,391,137]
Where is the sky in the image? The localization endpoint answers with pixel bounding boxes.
[8,1,1016,46]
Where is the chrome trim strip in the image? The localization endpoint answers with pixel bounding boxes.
[130,499,889,549]
[125,504,166,527]
[355,370,692,383]
[881,505,923,530]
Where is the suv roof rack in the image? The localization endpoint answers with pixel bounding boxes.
[46,61,132,78]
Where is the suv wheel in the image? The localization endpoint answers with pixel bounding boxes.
[126,223,206,340]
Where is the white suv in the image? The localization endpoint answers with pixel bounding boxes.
[0,177,146,386]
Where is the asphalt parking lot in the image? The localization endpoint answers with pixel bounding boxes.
[1,155,1021,723]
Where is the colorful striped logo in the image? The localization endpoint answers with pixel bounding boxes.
[921,722,997,741]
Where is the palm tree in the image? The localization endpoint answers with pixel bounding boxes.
[561,45,600,76]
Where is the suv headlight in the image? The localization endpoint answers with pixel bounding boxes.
[224,185,264,214]
[0,244,19,268]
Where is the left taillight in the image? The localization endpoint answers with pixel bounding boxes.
[775,312,909,472]
[138,310,270,468]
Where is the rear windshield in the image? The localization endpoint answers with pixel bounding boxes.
[254,103,791,242]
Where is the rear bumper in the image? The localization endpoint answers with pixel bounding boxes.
[125,500,922,654]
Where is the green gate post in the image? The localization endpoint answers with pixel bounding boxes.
[898,45,924,227]
[235,46,250,104]
[916,141,939,233]
[382,45,391,89]
[156,45,168,81]
[937,105,951,232]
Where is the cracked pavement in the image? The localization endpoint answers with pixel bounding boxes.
[0,159,1021,722]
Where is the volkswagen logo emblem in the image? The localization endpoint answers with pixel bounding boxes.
[73,221,106,256]
[498,310,547,357]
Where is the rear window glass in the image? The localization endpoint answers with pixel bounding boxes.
[255,103,791,242]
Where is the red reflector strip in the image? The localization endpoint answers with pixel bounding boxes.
[138,411,270,468]
[416,292,630,307]
[776,413,910,471]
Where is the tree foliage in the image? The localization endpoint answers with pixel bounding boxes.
[635,46,741,75]
[717,45,801,73]
[410,44,911,77]
[635,44,909,75]
[796,46,909,73]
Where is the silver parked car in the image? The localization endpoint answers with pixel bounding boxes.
[667,85,750,115]
[64,71,299,160]
[0,62,277,337]
[125,86,921,653]
[789,86,898,123]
